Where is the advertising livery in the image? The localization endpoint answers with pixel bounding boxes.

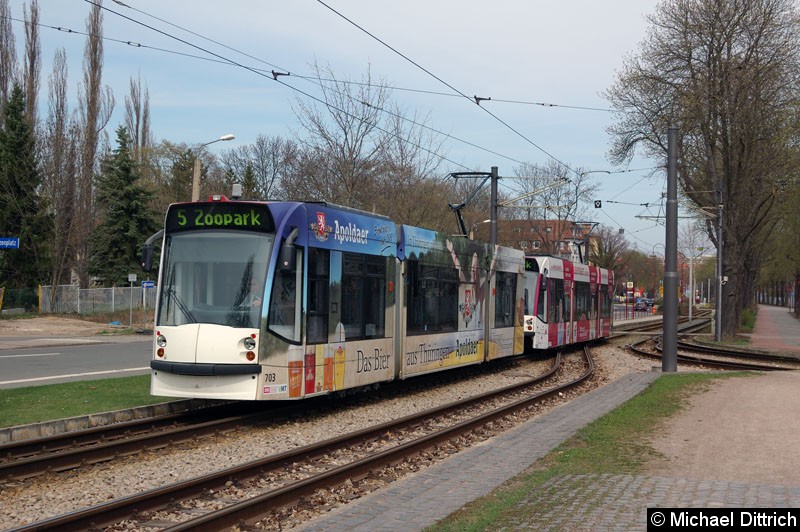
[145,197,611,402]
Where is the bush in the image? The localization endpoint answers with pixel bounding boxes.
[739,306,757,333]
[1,287,38,312]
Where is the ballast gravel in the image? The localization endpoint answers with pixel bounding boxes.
[0,341,656,529]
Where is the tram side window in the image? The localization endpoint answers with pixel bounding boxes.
[307,248,330,344]
[537,275,547,322]
[601,289,611,318]
[406,260,458,335]
[268,249,301,343]
[494,271,516,328]
[342,253,386,340]
[575,281,590,320]
[548,278,565,323]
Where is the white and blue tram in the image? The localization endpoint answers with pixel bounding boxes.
[144,197,528,400]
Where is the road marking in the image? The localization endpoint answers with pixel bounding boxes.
[0,367,150,386]
[0,352,61,358]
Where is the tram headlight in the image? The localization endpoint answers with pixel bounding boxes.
[243,336,256,350]
[244,334,257,361]
[155,332,167,358]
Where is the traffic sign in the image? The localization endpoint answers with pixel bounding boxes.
[142,280,155,288]
[0,237,19,249]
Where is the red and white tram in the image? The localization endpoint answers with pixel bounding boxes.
[522,255,614,351]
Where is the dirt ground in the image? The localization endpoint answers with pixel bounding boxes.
[0,316,130,337]
[644,371,800,485]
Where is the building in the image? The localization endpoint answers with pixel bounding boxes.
[473,218,597,264]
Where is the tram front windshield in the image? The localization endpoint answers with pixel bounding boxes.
[157,231,274,329]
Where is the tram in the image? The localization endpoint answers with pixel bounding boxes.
[522,255,614,350]
[142,196,527,400]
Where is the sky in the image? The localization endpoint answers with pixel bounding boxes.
[7,0,681,254]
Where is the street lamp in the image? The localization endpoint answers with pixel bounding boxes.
[685,246,704,324]
[651,243,665,301]
[469,219,491,240]
[191,133,235,201]
[573,221,598,265]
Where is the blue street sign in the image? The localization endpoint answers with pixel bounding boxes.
[0,237,19,249]
[142,280,155,289]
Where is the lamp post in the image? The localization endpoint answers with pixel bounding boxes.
[686,246,704,324]
[651,243,665,302]
[469,219,491,240]
[573,221,598,265]
[191,134,235,202]
[649,254,658,301]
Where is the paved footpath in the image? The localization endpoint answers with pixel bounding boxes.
[301,305,800,531]
[745,303,800,354]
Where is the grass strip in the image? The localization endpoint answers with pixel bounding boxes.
[427,372,750,532]
[0,375,171,428]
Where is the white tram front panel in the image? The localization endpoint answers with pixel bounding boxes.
[150,202,274,400]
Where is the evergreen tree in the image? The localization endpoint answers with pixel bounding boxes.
[0,83,52,289]
[242,162,256,199]
[89,126,157,286]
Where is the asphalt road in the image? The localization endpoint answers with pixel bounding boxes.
[0,337,151,389]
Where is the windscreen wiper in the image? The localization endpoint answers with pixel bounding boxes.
[166,288,197,324]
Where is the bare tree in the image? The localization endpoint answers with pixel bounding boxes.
[506,160,598,254]
[371,104,450,228]
[220,135,295,200]
[605,0,800,337]
[289,64,388,210]
[679,219,713,305]
[75,0,114,287]
[124,73,152,165]
[591,225,629,271]
[0,0,17,123]
[22,0,39,127]
[42,48,80,288]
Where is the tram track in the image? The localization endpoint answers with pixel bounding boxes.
[8,347,595,531]
[0,356,541,483]
[0,313,716,486]
[0,402,289,481]
[626,318,800,371]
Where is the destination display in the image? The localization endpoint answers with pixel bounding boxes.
[166,202,274,233]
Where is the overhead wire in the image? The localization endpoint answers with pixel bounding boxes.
[15,7,620,171]
[113,1,612,113]
[314,0,582,178]
[56,4,532,167]
[2,14,230,63]
[100,2,564,168]
[81,0,475,171]
[26,3,662,235]
[309,3,676,243]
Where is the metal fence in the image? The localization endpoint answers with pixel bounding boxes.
[30,285,158,315]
